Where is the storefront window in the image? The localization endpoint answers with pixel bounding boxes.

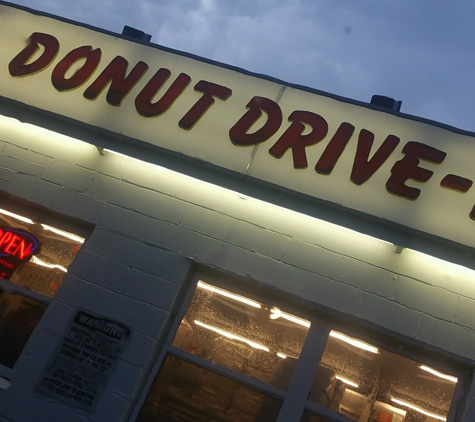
[136,277,464,422]
[309,330,457,422]
[0,206,86,369]
[171,281,310,390]
[137,355,282,422]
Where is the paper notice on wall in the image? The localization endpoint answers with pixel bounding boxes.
[36,309,131,412]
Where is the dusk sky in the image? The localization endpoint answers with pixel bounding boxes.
[7,0,475,132]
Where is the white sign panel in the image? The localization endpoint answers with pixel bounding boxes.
[1,4,475,248]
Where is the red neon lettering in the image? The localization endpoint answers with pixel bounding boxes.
[0,231,13,247]
[51,46,101,91]
[9,32,59,77]
[83,56,149,106]
[269,111,328,169]
[135,70,191,118]
[16,241,34,260]
[386,142,446,200]
[229,96,283,146]
[315,122,355,174]
[4,235,20,255]
[351,130,400,185]
[178,81,232,130]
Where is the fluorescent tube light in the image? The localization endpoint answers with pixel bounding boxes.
[391,398,446,421]
[31,256,67,272]
[269,307,310,327]
[41,224,85,243]
[336,376,358,388]
[419,365,458,383]
[329,331,379,354]
[0,208,34,224]
[197,281,261,308]
[194,320,269,351]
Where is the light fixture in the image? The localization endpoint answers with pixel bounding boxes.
[277,353,287,359]
[394,244,405,254]
[391,398,446,421]
[31,256,67,272]
[102,148,170,172]
[0,208,34,224]
[197,281,262,308]
[41,224,85,243]
[329,331,379,354]
[269,307,310,327]
[194,320,269,351]
[336,375,358,388]
[419,365,458,383]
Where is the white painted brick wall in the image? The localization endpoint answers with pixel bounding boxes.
[0,118,473,420]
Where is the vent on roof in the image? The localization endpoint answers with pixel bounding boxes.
[122,25,152,42]
[370,95,402,112]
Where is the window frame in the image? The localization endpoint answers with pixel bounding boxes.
[129,270,469,422]
[0,194,93,381]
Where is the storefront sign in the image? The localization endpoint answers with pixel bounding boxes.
[36,309,130,412]
[0,227,39,279]
[1,3,475,248]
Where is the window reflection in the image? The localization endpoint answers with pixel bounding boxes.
[310,330,457,422]
[0,289,46,367]
[137,355,282,422]
[171,281,310,390]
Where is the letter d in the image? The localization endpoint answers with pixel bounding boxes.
[9,32,59,77]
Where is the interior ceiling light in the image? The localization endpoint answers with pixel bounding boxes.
[391,398,446,421]
[194,320,269,351]
[277,353,287,359]
[41,224,85,243]
[329,331,379,354]
[31,256,67,273]
[419,365,458,383]
[0,208,34,224]
[269,307,310,327]
[197,281,262,308]
[335,375,358,388]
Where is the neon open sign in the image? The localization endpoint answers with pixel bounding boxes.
[0,228,39,279]
[0,228,39,260]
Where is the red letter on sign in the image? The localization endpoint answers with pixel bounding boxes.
[9,32,59,77]
[386,142,446,200]
[229,97,283,146]
[269,111,328,169]
[135,70,191,118]
[351,130,400,185]
[52,46,101,91]
[315,122,355,174]
[83,56,148,106]
[178,81,232,130]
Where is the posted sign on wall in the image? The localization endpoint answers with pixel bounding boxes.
[36,309,130,412]
[1,3,475,248]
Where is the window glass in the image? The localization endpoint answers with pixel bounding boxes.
[300,411,332,422]
[0,289,46,368]
[309,330,458,422]
[137,355,282,422]
[0,206,86,369]
[0,209,84,297]
[171,280,310,389]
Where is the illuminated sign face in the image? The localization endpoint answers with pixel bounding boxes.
[1,4,475,248]
[0,227,40,279]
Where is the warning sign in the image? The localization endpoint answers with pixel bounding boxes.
[36,309,131,412]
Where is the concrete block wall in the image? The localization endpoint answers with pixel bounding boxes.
[0,115,474,420]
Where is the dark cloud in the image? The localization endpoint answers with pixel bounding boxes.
[8,0,475,131]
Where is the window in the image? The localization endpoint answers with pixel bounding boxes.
[0,204,87,373]
[134,274,465,422]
